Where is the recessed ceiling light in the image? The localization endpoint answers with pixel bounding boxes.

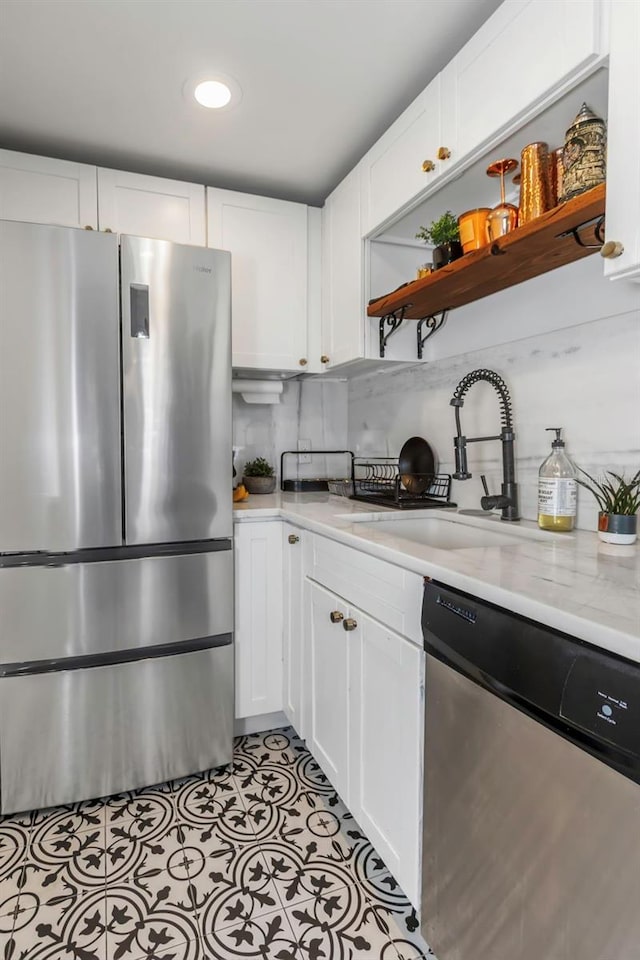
[194,79,232,109]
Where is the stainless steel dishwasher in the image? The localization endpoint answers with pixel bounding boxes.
[421,578,640,960]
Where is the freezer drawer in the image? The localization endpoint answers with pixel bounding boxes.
[0,547,233,665]
[0,642,233,814]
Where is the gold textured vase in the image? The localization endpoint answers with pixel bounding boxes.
[519,142,553,224]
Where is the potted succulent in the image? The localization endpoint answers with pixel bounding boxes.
[243,456,276,495]
[577,468,640,544]
[416,211,463,270]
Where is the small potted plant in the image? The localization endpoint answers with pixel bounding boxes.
[577,468,640,544]
[416,211,463,270]
[243,457,276,495]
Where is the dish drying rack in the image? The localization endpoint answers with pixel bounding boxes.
[349,457,456,510]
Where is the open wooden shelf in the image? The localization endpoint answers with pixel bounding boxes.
[367,183,606,320]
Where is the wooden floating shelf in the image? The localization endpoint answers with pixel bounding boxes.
[367,183,606,320]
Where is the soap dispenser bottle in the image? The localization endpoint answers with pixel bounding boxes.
[537,428,577,531]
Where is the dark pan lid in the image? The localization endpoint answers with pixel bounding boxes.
[399,437,436,495]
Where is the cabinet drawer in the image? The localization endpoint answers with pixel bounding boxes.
[309,535,422,644]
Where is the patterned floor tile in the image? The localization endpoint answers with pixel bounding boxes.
[173,792,262,851]
[0,818,30,881]
[286,882,400,960]
[104,876,200,960]
[200,904,300,960]
[259,838,354,910]
[186,841,283,935]
[4,884,108,959]
[362,871,434,960]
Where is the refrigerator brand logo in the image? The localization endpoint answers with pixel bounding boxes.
[194,265,212,274]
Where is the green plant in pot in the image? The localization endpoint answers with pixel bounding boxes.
[243,456,277,495]
[576,467,640,545]
[416,211,463,270]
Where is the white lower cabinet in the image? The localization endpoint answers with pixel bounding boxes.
[308,576,424,907]
[234,521,283,720]
[282,523,307,737]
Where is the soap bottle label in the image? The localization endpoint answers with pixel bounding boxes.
[538,478,577,517]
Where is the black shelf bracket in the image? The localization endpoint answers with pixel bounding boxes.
[379,306,409,357]
[560,213,605,249]
[417,310,448,359]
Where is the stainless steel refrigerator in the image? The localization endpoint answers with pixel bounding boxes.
[0,220,233,814]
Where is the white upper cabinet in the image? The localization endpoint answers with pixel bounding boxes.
[361,74,449,236]
[322,165,365,369]
[602,0,640,282]
[207,188,310,372]
[97,169,206,244]
[0,150,98,229]
[445,0,606,164]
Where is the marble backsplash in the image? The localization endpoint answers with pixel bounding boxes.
[348,307,640,530]
[233,378,349,485]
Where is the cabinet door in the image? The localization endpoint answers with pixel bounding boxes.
[447,0,604,163]
[603,0,640,282]
[0,149,97,228]
[350,609,424,908]
[321,166,365,368]
[361,75,444,235]
[98,168,206,244]
[207,188,309,372]
[234,521,283,720]
[282,523,305,735]
[309,580,350,800]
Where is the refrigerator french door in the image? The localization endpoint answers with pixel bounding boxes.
[0,220,233,814]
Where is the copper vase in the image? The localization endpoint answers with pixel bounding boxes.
[519,142,553,224]
[550,147,564,206]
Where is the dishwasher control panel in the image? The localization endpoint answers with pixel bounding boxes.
[560,654,639,757]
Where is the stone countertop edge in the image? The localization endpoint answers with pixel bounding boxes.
[233,493,640,664]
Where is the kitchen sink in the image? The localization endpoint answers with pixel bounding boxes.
[343,511,565,550]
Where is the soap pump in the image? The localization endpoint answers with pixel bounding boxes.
[537,428,577,531]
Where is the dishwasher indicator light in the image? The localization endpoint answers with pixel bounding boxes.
[601,704,613,717]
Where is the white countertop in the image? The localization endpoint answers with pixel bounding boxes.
[233,493,640,664]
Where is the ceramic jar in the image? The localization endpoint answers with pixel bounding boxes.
[561,103,607,200]
[458,209,490,253]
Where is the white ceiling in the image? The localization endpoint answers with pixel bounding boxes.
[0,0,503,206]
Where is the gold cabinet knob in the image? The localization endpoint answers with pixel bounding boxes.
[600,240,624,259]
[437,147,451,160]
[288,534,299,544]
[104,228,113,233]
[343,618,358,631]
[422,160,435,173]
[330,610,344,623]
[320,355,330,364]
[83,225,94,230]
[299,358,308,366]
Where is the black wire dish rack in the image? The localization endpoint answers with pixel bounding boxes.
[350,457,456,510]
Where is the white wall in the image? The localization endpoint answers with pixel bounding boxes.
[233,378,349,484]
[349,256,640,530]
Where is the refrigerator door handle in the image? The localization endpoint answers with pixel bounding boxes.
[130,283,150,339]
[0,633,232,678]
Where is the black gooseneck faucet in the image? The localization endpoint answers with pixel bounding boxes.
[450,369,520,522]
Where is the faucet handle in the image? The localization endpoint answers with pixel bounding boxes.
[480,474,490,497]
